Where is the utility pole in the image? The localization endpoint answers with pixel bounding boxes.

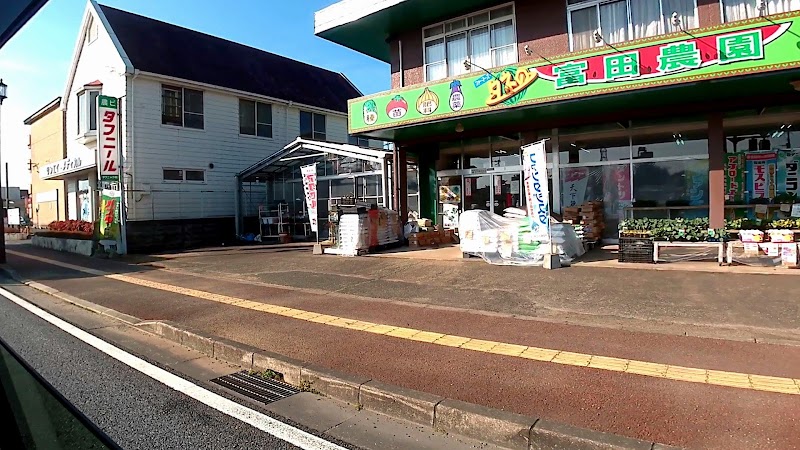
[0,79,7,263]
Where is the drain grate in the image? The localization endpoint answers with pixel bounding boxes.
[211,371,300,405]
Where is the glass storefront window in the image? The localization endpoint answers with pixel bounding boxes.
[492,172,523,215]
[437,145,462,170]
[491,135,522,167]
[633,159,709,208]
[464,175,491,210]
[463,138,491,169]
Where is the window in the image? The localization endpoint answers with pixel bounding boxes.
[568,0,698,51]
[76,90,100,135]
[423,3,516,81]
[348,135,369,147]
[721,0,800,22]
[239,100,273,137]
[161,85,204,129]
[86,16,98,44]
[300,111,326,140]
[163,168,205,182]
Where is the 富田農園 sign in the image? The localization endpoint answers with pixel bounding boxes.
[349,12,800,133]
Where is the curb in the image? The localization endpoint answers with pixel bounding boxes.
[2,266,681,450]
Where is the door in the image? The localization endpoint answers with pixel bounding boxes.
[492,172,523,215]
[464,175,491,211]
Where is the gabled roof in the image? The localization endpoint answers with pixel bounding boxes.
[98,4,361,113]
[24,97,62,125]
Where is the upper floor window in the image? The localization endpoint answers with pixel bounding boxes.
[568,0,698,52]
[300,111,326,140]
[76,89,100,136]
[86,16,98,44]
[239,99,273,138]
[162,85,204,129]
[423,4,516,82]
[348,135,369,147]
[722,0,799,22]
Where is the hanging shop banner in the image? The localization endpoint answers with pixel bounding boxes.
[746,152,778,200]
[522,140,550,241]
[777,150,800,196]
[724,153,746,202]
[300,163,319,234]
[562,167,589,207]
[685,160,709,206]
[350,13,800,133]
[97,95,122,241]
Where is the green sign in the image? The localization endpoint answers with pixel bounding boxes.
[350,12,800,133]
[725,153,746,203]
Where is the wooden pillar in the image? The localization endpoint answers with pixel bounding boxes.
[708,113,725,229]
[396,146,408,221]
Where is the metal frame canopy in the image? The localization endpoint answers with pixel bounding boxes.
[237,137,390,182]
[314,0,505,62]
[0,0,49,48]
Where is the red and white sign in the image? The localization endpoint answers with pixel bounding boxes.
[300,163,319,234]
[97,95,120,180]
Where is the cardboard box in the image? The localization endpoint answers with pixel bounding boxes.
[781,243,798,267]
[760,243,780,257]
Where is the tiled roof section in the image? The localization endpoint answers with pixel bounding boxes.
[99,4,360,113]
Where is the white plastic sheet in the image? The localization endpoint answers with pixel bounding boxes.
[459,210,585,266]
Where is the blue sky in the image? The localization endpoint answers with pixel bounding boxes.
[0,0,388,188]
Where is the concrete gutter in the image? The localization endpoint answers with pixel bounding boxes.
[2,266,682,450]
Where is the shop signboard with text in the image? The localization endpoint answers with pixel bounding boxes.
[522,141,550,242]
[96,95,122,244]
[350,12,800,133]
[301,163,319,234]
[725,153,746,202]
[746,152,778,200]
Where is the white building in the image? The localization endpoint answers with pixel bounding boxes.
[50,1,365,252]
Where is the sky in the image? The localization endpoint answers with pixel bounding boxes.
[0,0,389,189]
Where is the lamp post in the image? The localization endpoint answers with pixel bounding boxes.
[0,78,7,263]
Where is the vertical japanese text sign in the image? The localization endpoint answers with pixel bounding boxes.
[522,140,550,242]
[97,95,122,239]
[300,163,319,234]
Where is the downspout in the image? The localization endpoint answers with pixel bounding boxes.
[398,40,404,87]
[129,69,140,205]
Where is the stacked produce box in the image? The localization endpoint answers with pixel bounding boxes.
[562,202,605,243]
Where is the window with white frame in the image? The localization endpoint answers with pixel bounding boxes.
[423,4,517,82]
[567,0,698,51]
[76,89,100,136]
[721,0,800,22]
[86,16,98,44]
[162,168,205,182]
[300,111,326,140]
[161,85,204,129]
[239,99,273,138]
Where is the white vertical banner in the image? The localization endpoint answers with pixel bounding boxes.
[522,140,550,242]
[300,163,319,234]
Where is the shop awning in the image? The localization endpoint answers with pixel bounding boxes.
[236,138,391,182]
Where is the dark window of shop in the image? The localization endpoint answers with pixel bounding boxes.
[567,0,698,51]
[239,99,273,138]
[348,135,369,147]
[423,3,516,81]
[300,111,326,140]
[721,0,799,22]
[162,168,205,182]
[162,85,204,129]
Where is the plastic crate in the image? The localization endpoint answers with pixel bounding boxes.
[618,236,655,263]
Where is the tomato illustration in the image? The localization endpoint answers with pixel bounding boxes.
[386,95,408,119]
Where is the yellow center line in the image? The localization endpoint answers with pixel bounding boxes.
[9,250,800,396]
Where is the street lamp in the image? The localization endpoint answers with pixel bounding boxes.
[0,78,6,263]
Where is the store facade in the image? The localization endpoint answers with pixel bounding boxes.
[316,1,800,239]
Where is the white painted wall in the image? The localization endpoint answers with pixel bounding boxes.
[126,75,352,221]
[64,9,127,164]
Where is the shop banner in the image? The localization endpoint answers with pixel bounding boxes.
[350,13,800,133]
[522,140,550,241]
[777,150,800,196]
[563,168,589,207]
[685,160,709,206]
[97,95,122,242]
[300,163,319,234]
[725,153,746,202]
[746,152,778,200]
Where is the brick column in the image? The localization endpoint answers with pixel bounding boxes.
[708,113,725,229]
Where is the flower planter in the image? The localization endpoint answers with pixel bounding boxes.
[31,235,94,256]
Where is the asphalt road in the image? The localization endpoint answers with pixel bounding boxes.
[0,276,337,450]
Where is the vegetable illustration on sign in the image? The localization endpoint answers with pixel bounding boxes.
[386,95,408,119]
[363,100,378,125]
[416,88,439,115]
[449,80,464,111]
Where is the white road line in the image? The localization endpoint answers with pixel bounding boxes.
[0,286,347,450]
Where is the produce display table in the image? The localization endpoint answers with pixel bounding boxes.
[653,241,725,264]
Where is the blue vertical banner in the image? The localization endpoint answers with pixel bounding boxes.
[522,140,550,242]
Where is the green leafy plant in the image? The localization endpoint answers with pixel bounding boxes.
[772,192,798,204]
[620,218,728,241]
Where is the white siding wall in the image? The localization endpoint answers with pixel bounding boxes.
[127,75,350,221]
[64,11,126,165]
